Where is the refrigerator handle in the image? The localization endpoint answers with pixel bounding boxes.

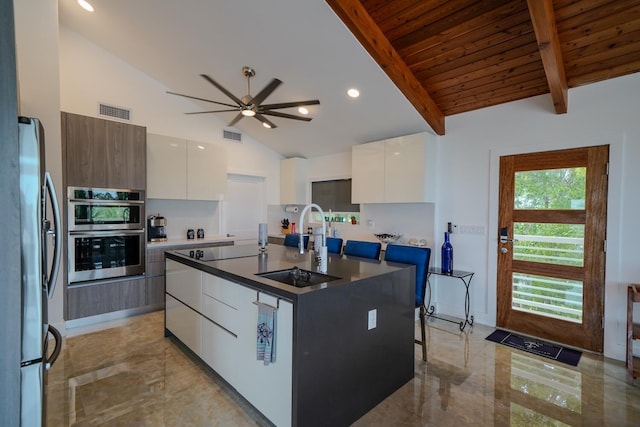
[45,325,62,369]
[45,171,61,300]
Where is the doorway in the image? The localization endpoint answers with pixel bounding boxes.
[223,174,266,245]
[496,146,608,352]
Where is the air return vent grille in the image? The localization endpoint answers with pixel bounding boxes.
[223,130,242,142]
[98,103,131,121]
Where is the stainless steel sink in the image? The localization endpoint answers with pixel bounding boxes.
[256,266,340,288]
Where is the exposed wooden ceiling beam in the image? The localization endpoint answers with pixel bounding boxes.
[326,0,445,135]
[527,0,568,114]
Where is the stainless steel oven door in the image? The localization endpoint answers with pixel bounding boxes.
[68,230,145,283]
[68,200,144,231]
[67,187,144,231]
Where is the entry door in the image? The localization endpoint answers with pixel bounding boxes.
[497,146,608,352]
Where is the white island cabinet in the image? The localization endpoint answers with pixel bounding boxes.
[147,133,227,200]
[351,131,437,203]
[165,259,293,427]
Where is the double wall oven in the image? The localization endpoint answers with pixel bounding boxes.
[67,187,145,283]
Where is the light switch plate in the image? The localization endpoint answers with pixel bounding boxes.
[368,309,377,330]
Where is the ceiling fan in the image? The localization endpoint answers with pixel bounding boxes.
[167,66,320,129]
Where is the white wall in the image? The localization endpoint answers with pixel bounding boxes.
[437,72,639,361]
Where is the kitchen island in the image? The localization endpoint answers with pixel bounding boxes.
[164,244,415,427]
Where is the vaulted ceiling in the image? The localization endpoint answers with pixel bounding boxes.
[328,0,640,135]
[58,0,640,157]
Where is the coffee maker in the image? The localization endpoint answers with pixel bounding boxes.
[147,214,167,242]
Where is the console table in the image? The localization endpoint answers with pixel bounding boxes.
[426,267,474,331]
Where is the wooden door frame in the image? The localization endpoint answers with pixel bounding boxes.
[496,146,608,351]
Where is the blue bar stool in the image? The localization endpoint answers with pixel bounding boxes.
[343,240,382,260]
[384,244,431,361]
[325,237,343,254]
[284,234,309,249]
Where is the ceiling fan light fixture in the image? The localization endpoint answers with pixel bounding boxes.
[241,108,256,117]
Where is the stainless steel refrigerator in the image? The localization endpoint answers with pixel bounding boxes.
[18,116,62,426]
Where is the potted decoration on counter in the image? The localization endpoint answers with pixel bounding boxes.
[281,218,290,234]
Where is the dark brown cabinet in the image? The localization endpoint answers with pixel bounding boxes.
[62,112,146,189]
[66,276,146,320]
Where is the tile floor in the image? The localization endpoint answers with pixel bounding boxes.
[47,310,640,426]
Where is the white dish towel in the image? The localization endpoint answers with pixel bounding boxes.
[256,302,277,365]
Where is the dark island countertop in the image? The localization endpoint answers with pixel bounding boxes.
[165,244,408,301]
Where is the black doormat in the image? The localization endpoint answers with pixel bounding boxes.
[486,329,582,366]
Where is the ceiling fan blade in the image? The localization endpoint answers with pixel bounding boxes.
[185,109,240,115]
[248,78,282,106]
[260,99,320,110]
[167,91,238,108]
[228,112,245,127]
[254,114,277,129]
[260,110,313,121]
[201,74,245,106]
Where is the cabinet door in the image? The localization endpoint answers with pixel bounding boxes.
[146,134,187,199]
[146,275,165,307]
[351,140,385,203]
[280,157,308,205]
[233,292,293,427]
[166,294,202,355]
[165,259,202,310]
[66,276,146,320]
[385,133,429,203]
[187,140,227,200]
[63,112,146,189]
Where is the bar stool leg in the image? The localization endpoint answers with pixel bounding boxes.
[419,304,427,361]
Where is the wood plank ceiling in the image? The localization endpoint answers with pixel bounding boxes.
[326,0,640,135]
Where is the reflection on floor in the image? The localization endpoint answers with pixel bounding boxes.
[47,311,640,426]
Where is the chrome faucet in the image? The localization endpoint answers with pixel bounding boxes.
[298,203,328,273]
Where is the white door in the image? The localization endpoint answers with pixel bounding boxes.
[223,174,266,245]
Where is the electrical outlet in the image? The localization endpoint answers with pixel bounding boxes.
[368,309,377,330]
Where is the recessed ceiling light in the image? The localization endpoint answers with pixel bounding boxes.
[298,107,309,115]
[77,0,94,12]
[347,88,360,98]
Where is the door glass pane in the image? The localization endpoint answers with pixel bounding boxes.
[514,223,584,267]
[510,353,582,412]
[514,168,586,210]
[512,273,583,323]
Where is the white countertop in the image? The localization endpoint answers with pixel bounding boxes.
[146,235,234,248]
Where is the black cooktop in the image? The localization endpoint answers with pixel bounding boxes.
[176,245,260,262]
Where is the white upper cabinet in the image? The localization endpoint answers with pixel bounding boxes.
[352,132,437,203]
[351,140,385,203]
[187,140,226,200]
[147,133,227,200]
[147,134,187,199]
[280,157,308,205]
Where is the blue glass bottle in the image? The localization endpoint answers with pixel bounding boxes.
[441,232,453,274]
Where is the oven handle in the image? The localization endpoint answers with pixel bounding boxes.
[68,198,144,205]
[69,229,145,237]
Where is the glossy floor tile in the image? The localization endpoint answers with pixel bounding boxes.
[47,311,640,426]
